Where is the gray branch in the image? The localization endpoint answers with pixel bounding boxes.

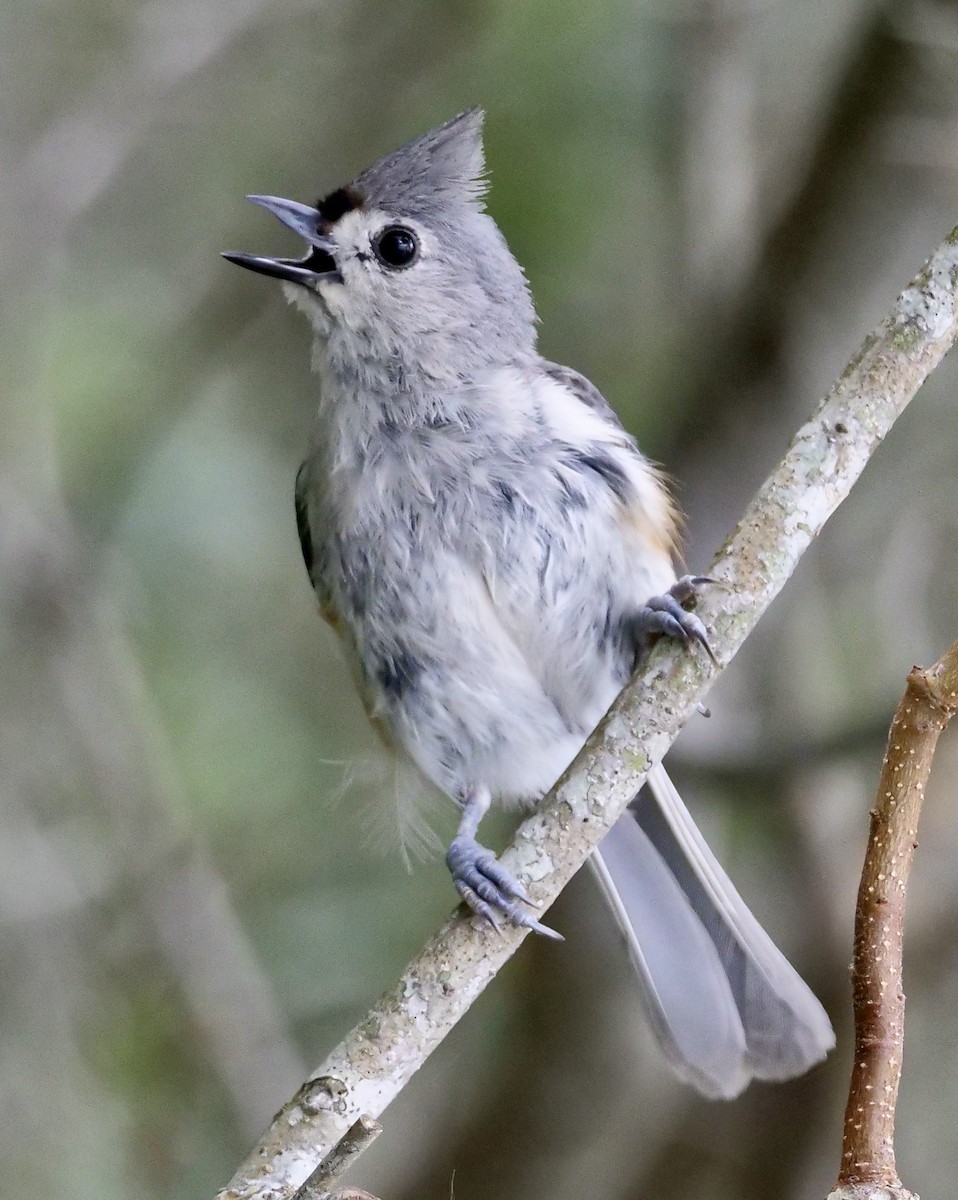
[217,228,958,1200]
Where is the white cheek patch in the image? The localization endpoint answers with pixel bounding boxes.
[319,210,437,339]
[334,207,378,252]
[334,207,391,265]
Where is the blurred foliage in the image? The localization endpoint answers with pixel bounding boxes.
[4,0,958,1198]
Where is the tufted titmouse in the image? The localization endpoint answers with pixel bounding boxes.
[223,110,834,1098]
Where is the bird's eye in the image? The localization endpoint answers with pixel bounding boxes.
[373,225,419,269]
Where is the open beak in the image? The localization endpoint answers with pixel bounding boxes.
[222,195,341,286]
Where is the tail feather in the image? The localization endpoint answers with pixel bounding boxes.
[591,764,834,1099]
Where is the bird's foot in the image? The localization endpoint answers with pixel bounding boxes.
[633,574,718,664]
[446,835,563,940]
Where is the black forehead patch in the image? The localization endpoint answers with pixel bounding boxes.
[315,186,364,226]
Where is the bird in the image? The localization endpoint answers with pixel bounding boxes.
[222,109,834,1099]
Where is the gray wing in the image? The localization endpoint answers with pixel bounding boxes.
[294,460,337,624]
[591,764,835,1098]
[540,359,624,426]
[294,461,315,580]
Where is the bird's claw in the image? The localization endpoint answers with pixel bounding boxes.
[447,836,563,940]
[634,574,718,665]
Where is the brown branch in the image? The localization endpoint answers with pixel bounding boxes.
[293,1116,383,1200]
[830,639,958,1200]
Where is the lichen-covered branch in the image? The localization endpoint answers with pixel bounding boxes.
[217,229,958,1200]
[827,639,958,1200]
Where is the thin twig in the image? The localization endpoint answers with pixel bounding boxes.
[293,1116,383,1200]
[828,639,958,1200]
[217,229,958,1200]
[315,1193,380,1200]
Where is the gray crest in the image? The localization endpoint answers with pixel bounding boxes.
[352,109,487,220]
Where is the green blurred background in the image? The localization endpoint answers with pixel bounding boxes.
[5,1,958,1197]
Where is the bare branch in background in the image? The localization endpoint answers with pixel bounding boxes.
[680,0,760,304]
[213,222,958,1200]
[689,3,906,392]
[827,638,958,1200]
[675,3,911,516]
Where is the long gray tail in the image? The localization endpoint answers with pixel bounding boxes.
[591,764,834,1099]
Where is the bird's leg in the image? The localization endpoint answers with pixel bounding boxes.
[632,574,718,666]
[446,787,562,940]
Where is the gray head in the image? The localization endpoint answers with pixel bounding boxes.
[223,110,538,387]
